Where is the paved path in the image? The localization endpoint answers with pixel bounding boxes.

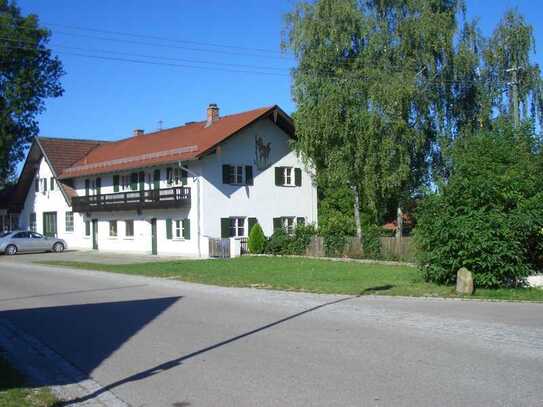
[0,257,542,406]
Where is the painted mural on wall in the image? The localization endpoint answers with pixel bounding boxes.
[255,135,271,170]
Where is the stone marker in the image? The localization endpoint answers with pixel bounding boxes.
[456,267,474,295]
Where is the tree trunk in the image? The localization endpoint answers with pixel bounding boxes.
[351,185,362,239]
[396,206,403,240]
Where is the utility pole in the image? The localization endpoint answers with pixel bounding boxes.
[507,66,520,128]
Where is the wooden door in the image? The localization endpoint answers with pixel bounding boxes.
[92,219,98,250]
[43,212,57,237]
[151,218,157,255]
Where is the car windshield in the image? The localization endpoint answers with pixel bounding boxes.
[0,231,11,238]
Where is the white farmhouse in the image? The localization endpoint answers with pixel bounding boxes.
[4,105,317,257]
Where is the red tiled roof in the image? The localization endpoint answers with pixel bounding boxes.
[59,106,285,179]
[37,137,107,175]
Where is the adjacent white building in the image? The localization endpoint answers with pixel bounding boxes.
[6,105,317,257]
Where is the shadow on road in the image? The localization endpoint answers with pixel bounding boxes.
[61,294,360,406]
[1,296,182,384]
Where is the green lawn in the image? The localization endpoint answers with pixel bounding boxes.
[0,355,57,407]
[38,256,543,301]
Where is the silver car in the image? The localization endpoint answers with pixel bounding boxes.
[0,230,67,255]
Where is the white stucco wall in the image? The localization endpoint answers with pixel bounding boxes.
[19,158,90,250]
[200,117,318,238]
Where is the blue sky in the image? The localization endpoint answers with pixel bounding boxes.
[16,0,543,143]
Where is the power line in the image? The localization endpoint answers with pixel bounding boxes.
[1,34,512,86]
[0,16,294,61]
[42,22,290,55]
[0,13,290,56]
[0,36,290,72]
[2,43,291,77]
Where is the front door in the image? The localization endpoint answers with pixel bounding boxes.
[43,212,57,237]
[151,218,157,255]
[92,219,98,250]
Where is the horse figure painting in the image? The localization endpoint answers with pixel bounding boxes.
[255,135,271,170]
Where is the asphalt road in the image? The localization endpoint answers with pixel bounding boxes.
[0,257,542,407]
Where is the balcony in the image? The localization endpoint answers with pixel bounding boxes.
[72,187,191,213]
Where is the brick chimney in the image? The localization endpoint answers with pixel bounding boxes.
[205,103,219,127]
[133,129,144,137]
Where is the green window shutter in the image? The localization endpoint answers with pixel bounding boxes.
[222,165,231,184]
[85,179,90,196]
[182,219,191,240]
[166,168,173,185]
[275,167,284,186]
[138,171,145,190]
[153,169,161,189]
[96,177,101,195]
[245,165,254,186]
[297,217,305,226]
[273,217,282,232]
[113,175,120,192]
[248,217,257,234]
[50,177,55,191]
[130,173,138,190]
[166,218,173,240]
[295,168,302,187]
[181,169,188,185]
[221,218,230,238]
[35,179,39,192]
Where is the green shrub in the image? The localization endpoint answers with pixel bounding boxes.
[362,224,382,259]
[248,223,266,254]
[265,228,290,255]
[288,224,316,255]
[265,224,317,255]
[416,125,543,288]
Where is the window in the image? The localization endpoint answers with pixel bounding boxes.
[283,217,295,234]
[125,220,134,237]
[30,232,43,239]
[222,165,253,185]
[275,167,302,187]
[284,167,294,186]
[50,177,55,191]
[229,217,245,238]
[65,212,74,232]
[233,166,243,184]
[30,213,37,232]
[13,231,30,239]
[85,221,91,237]
[35,178,39,192]
[175,220,183,238]
[167,167,187,186]
[109,220,118,237]
[121,175,131,191]
[273,217,304,235]
[41,178,48,193]
[166,218,190,240]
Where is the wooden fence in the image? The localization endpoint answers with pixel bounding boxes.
[305,236,416,262]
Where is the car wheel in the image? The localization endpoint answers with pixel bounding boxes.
[53,242,65,253]
[5,245,17,256]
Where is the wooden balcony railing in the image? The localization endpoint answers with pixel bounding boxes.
[72,187,191,213]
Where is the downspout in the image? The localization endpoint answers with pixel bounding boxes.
[179,162,201,258]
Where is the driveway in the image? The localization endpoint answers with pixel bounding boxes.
[0,249,199,265]
[0,260,542,406]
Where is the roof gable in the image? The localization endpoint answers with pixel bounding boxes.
[8,137,108,210]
